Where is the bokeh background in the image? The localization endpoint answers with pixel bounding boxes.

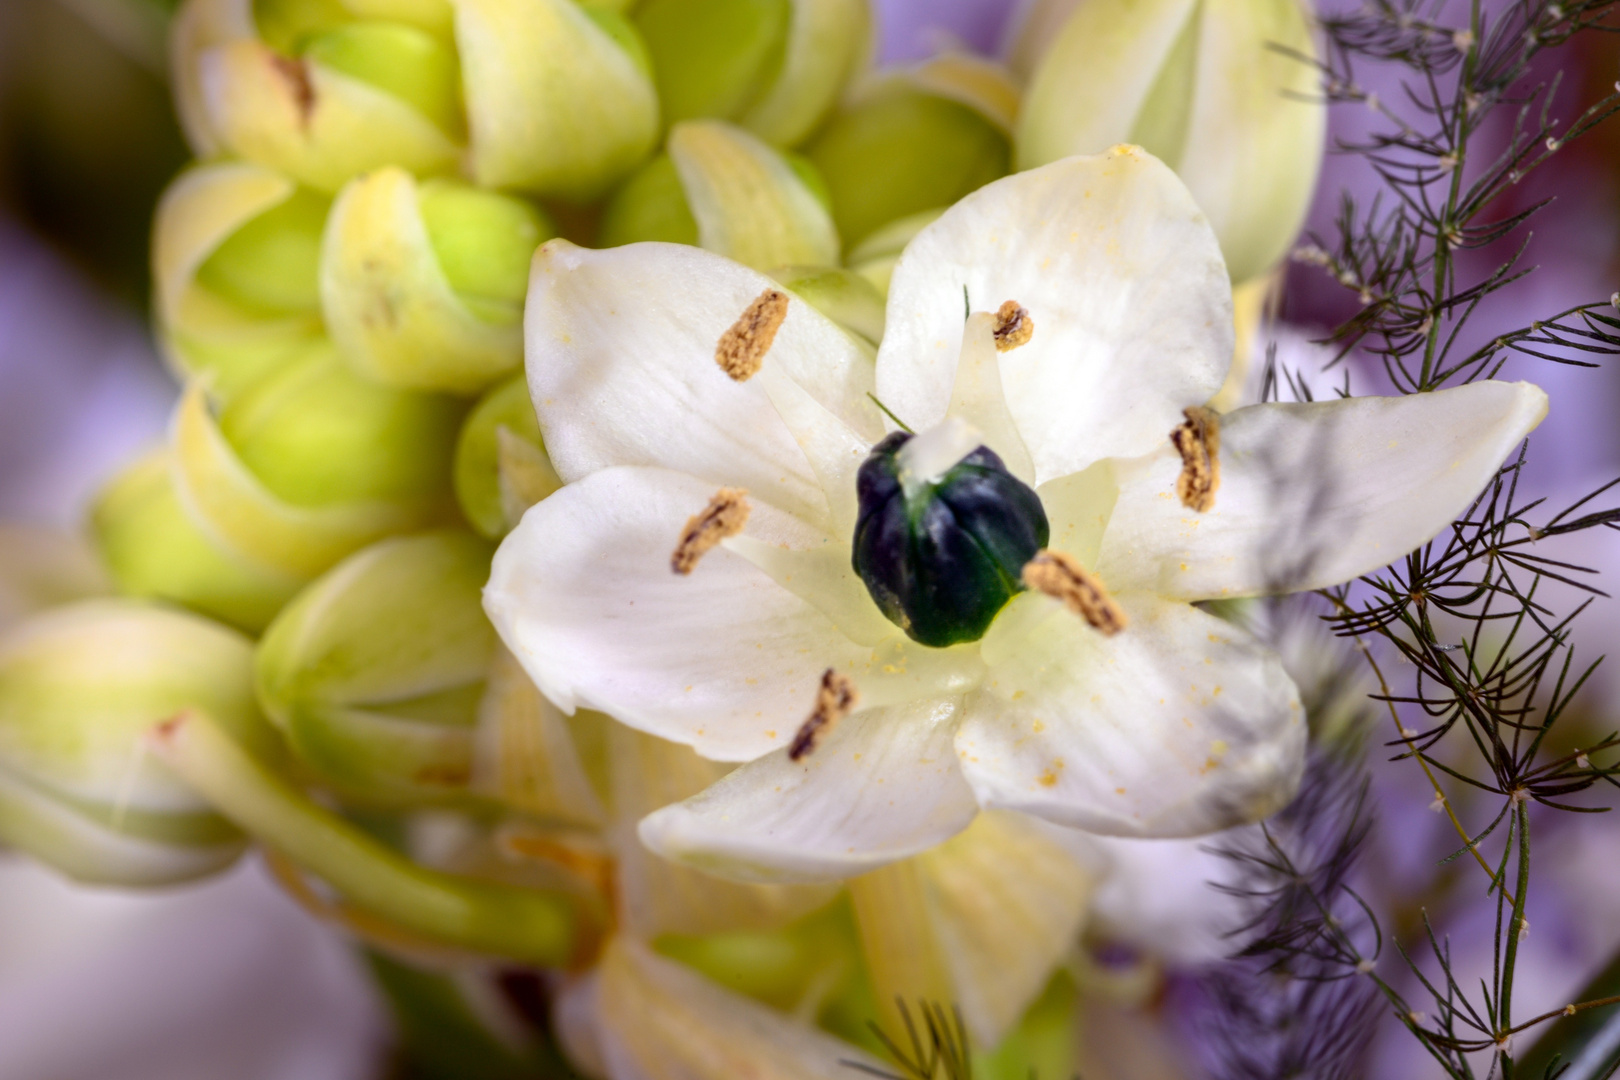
[1,1,1617,1077]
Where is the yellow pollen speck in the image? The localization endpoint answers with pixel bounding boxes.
[671,488,750,574]
[715,289,788,381]
[1171,406,1221,512]
[1115,787,1126,795]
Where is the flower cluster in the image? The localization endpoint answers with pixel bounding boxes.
[0,0,1573,1074]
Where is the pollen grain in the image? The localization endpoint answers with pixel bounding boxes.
[789,669,858,761]
[1022,549,1127,635]
[1171,405,1221,512]
[992,300,1034,351]
[671,488,750,574]
[716,289,789,381]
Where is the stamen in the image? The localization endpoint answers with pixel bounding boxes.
[992,301,1033,351]
[670,488,750,574]
[1022,549,1127,635]
[715,289,789,382]
[789,669,858,761]
[1171,406,1221,512]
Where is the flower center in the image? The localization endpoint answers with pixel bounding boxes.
[851,423,1049,648]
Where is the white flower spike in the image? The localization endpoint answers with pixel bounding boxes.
[487,146,1548,883]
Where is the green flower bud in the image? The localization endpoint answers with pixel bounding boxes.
[852,428,1049,648]
[194,28,462,193]
[805,54,1015,252]
[842,207,942,298]
[101,343,463,629]
[255,531,495,804]
[153,160,327,400]
[92,451,306,632]
[453,374,562,540]
[458,0,659,200]
[769,265,884,344]
[322,168,556,394]
[1016,0,1325,283]
[634,0,870,146]
[0,600,277,885]
[253,0,457,53]
[600,120,838,270]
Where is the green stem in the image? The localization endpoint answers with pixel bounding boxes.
[148,710,593,966]
[1499,800,1532,1076]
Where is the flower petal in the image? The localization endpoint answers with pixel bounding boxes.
[485,467,871,762]
[1096,381,1550,600]
[875,148,1231,484]
[583,938,884,1080]
[526,240,882,524]
[638,697,978,884]
[961,591,1304,836]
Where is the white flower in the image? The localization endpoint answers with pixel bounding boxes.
[485,146,1547,884]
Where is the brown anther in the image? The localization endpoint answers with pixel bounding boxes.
[715,289,789,381]
[1022,549,1127,635]
[992,300,1033,351]
[670,488,750,574]
[1171,406,1221,512]
[269,54,316,125]
[789,669,858,761]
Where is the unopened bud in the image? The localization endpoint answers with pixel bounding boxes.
[635,0,870,146]
[255,531,496,804]
[322,168,556,393]
[0,526,110,634]
[0,600,276,884]
[842,207,942,298]
[458,0,659,200]
[601,120,838,270]
[1017,0,1325,283]
[770,265,885,344]
[453,375,562,539]
[91,450,305,632]
[152,161,327,399]
[804,54,1014,251]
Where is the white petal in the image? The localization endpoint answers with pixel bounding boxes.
[945,313,1035,483]
[485,467,871,762]
[1096,381,1551,600]
[875,148,1231,485]
[639,698,979,884]
[605,725,837,940]
[526,240,882,525]
[917,811,1093,1045]
[588,938,883,1080]
[1085,833,1248,966]
[961,592,1305,837]
[1036,459,1118,570]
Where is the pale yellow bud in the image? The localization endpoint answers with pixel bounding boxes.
[770,265,885,344]
[254,531,495,804]
[322,168,556,393]
[0,600,276,884]
[1017,0,1325,283]
[842,207,943,298]
[452,374,561,539]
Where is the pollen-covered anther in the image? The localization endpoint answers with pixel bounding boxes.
[1022,549,1127,635]
[992,300,1033,351]
[670,487,750,574]
[789,669,858,761]
[715,289,789,381]
[1171,405,1221,512]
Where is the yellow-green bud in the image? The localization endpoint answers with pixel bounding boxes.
[92,451,306,632]
[457,0,660,200]
[322,168,556,393]
[253,0,458,53]
[805,55,1015,252]
[452,374,561,540]
[0,600,277,885]
[152,160,327,400]
[842,207,942,298]
[633,0,870,146]
[1016,0,1325,284]
[600,120,838,270]
[255,531,495,804]
[108,343,464,626]
[769,265,884,345]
